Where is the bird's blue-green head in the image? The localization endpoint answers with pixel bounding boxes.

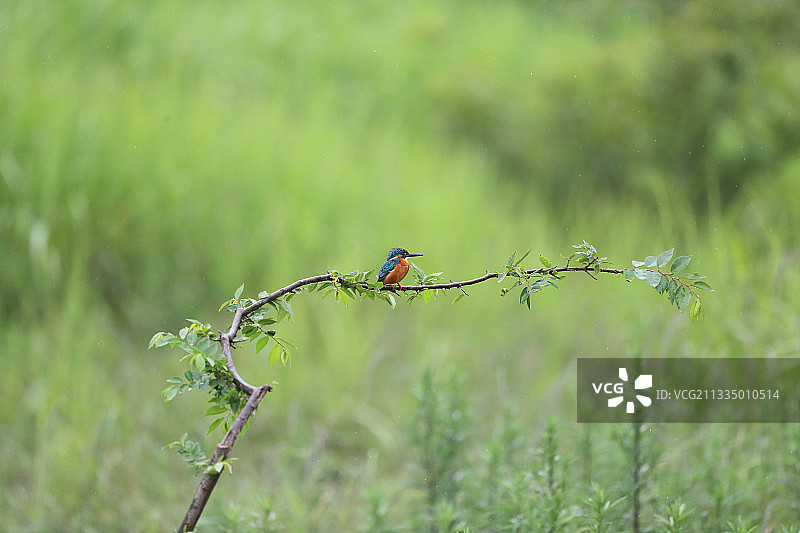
[386,248,423,260]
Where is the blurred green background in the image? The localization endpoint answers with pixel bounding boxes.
[2,1,800,531]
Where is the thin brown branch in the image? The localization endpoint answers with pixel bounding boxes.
[241,273,334,316]
[388,265,623,292]
[222,274,335,394]
[220,327,259,395]
[179,384,270,533]
[453,280,469,297]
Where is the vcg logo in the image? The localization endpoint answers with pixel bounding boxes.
[591,367,653,414]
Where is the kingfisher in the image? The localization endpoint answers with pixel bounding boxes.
[377,248,423,290]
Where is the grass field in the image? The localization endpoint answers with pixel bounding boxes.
[2,1,800,531]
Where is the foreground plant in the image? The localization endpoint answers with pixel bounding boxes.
[149,241,711,531]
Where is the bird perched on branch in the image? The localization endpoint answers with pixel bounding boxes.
[377,248,423,290]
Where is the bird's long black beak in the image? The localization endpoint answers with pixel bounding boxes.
[405,252,423,257]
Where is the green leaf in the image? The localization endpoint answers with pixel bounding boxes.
[258,290,269,299]
[519,287,531,310]
[149,332,164,349]
[667,281,680,304]
[453,294,466,304]
[692,281,715,292]
[514,249,531,267]
[218,298,236,311]
[276,299,294,320]
[186,330,198,346]
[280,347,290,366]
[689,297,703,321]
[255,336,270,353]
[410,261,425,282]
[655,274,670,294]
[276,337,295,350]
[241,325,258,338]
[539,255,552,268]
[623,269,635,281]
[531,278,556,290]
[207,417,225,434]
[656,248,674,268]
[234,283,245,300]
[670,255,692,273]
[204,405,228,417]
[645,270,662,288]
[179,341,194,354]
[681,272,707,280]
[197,337,212,354]
[268,344,282,367]
[164,335,182,347]
[633,268,648,280]
[631,260,645,268]
[336,290,349,306]
[342,285,357,299]
[644,255,658,268]
[382,292,396,309]
[668,278,680,295]
[163,386,179,402]
[158,335,175,347]
[193,353,206,371]
[497,271,507,283]
[203,342,217,357]
[178,327,189,339]
[423,272,443,284]
[676,291,692,311]
[506,250,517,268]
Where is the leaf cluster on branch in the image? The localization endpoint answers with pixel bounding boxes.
[148,240,712,532]
[623,247,713,321]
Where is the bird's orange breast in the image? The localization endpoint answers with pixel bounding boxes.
[382,257,410,284]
